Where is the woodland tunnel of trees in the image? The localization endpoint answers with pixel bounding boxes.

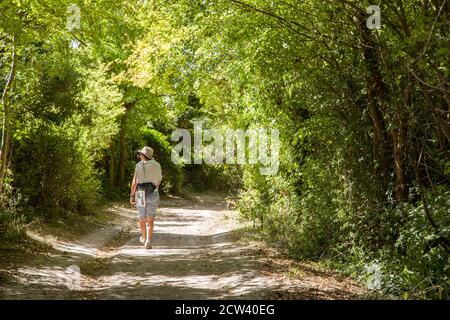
[0,0,449,299]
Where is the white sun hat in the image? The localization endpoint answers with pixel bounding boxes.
[138,146,154,159]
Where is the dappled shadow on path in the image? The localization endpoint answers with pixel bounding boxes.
[1,197,368,300]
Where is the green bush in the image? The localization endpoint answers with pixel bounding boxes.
[0,207,25,246]
[237,122,450,299]
[184,163,242,193]
[0,183,26,248]
[12,123,100,218]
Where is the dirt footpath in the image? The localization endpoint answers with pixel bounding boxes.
[0,194,369,299]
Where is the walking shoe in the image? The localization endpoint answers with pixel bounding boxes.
[139,236,145,244]
[145,240,152,249]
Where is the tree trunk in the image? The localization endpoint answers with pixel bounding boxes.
[116,102,134,188]
[392,129,408,202]
[391,89,410,203]
[367,86,388,174]
[117,114,128,187]
[365,58,390,186]
[359,14,390,184]
[418,80,450,154]
[109,140,116,187]
[0,38,16,195]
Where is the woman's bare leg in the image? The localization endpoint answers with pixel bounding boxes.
[139,219,147,241]
[146,216,154,242]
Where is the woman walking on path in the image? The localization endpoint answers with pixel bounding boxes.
[130,146,162,249]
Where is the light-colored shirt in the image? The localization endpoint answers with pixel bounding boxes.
[134,159,162,185]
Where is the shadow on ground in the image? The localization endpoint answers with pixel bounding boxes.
[0,195,369,300]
